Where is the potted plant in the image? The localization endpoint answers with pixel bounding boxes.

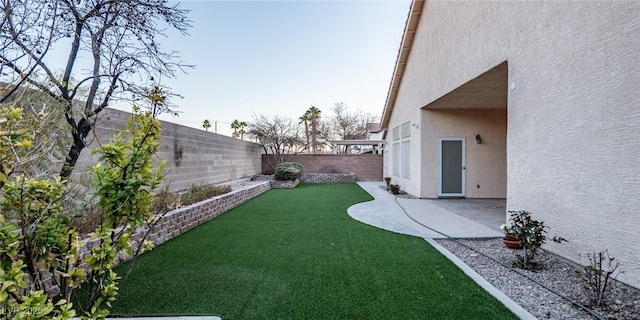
[505,210,567,269]
[500,223,523,249]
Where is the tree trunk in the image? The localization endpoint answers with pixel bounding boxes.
[304,121,310,152]
[60,118,92,178]
[311,118,317,154]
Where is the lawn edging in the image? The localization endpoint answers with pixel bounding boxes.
[425,238,536,320]
[81,181,271,266]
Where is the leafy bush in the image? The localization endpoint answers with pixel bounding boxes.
[0,103,164,319]
[149,189,180,213]
[578,250,621,306]
[274,162,303,181]
[149,184,232,212]
[505,210,567,269]
[75,182,226,237]
[69,206,103,236]
[181,184,232,205]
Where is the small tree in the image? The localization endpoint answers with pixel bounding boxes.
[0,88,168,318]
[578,250,621,307]
[0,0,192,178]
[505,210,567,269]
[247,113,303,171]
[329,102,377,153]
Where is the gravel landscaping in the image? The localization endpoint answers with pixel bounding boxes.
[437,238,640,320]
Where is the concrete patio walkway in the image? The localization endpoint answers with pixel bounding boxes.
[350,182,536,320]
[349,181,505,239]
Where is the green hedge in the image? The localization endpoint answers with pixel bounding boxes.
[274,162,303,181]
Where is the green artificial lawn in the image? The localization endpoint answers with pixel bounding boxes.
[104,183,516,319]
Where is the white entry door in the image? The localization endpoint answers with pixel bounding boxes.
[438,137,466,197]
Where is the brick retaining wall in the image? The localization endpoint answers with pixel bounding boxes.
[301,173,356,183]
[252,173,357,184]
[43,181,271,296]
[143,181,271,249]
[80,181,271,265]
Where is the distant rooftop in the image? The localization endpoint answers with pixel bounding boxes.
[367,122,382,133]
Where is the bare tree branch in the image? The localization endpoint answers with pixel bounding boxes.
[1,0,193,178]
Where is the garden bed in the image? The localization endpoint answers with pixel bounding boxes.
[437,238,640,319]
[252,173,357,185]
[80,180,271,265]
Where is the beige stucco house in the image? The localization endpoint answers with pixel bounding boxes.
[381,0,640,288]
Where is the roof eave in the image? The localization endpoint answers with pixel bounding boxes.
[380,0,425,130]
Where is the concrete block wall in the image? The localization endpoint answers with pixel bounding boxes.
[262,154,383,181]
[74,108,263,192]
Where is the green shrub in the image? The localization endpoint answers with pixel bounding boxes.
[149,184,232,211]
[505,210,567,269]
[181,184,232,205]
[149,189,179,213]
[578,250,621,306]
[274,162,303,181]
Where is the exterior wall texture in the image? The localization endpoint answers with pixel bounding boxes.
[74,108,263,192]
[419,109,507,199]
[262,154,383,181]
[385,1,640,287]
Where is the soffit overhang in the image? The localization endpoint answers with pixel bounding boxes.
[380,0,425,130]
[425,61,508,110]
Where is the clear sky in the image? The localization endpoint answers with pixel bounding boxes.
[147,0,411,136]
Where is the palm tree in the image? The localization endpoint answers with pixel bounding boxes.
[299,112,311,152]
[231,119,247,138]
[202,119,211,131]
[231,119,239,137]
[238,121,247,140]
[306,106,321,153]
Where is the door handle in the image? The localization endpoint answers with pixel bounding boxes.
[463,166,466,170]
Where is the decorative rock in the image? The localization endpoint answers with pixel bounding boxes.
[436,238,640,320]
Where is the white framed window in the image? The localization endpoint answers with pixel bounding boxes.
[392,143,400,176]
[401,141,410,178]
[401,121,411,138]
[392,126,400,141]
[390,121,415,180]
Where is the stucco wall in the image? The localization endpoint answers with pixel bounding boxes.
[419,109,507,199]
[386,103,423,196]
[74,108,263,192]
[386,1,640,287]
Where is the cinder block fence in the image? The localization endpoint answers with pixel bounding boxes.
[262,154,383,181]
